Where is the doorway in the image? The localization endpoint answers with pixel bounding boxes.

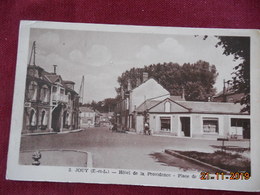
[180,117,191,137]
[51,104,62,132]
[231,118,250,139]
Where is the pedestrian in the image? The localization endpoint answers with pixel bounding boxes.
[144,122,150,135]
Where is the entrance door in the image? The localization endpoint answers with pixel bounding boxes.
[52,104,62,132]
[180,117,191,137]
[231,118,250,139]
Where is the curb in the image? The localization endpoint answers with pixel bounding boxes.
[22,129,83,136]
[165,149,229,173]
[58,129,83,134]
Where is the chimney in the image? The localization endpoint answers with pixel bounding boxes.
[53,65,57,75]
[143,72,148,83]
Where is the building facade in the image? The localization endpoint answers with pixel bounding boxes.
[115,73,172,131]
[22,65,80,134]
[79,107,96,128]
[135,97,250,139]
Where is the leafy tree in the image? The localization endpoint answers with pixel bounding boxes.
[83,98,118,113]
[117,60,218,101]
[216,36,250,113]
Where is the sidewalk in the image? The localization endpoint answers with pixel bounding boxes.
[22,129,83,136]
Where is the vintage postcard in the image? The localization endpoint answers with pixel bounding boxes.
[6,21,260,191]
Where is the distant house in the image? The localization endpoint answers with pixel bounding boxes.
[79,107,96,128]
[115,72,185,131]
[213,86,244,103]
[135,97,250,139]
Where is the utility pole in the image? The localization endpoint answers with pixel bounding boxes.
[79,76,85,104]
[28,41,36,66]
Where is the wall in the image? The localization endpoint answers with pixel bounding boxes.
[136,115,144,134]
[130,79,170,113]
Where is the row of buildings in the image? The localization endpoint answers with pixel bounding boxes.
[115,72,250,139]
[22,64,80,134]
[79,107,113,128]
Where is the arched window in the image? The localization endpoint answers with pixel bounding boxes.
[29,109,36,126]
[40,85,49,103]
[164,101,171,112]
[28,81,38,101]
[40,110,48,126]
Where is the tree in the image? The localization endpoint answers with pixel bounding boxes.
[216,36,250,113]
[83,98,119,113]
[117,60,218,101]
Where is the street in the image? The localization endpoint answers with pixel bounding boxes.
[20,127,250,172]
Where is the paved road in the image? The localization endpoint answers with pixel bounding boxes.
[20,127,250,172]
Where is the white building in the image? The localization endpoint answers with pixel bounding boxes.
[79,107,96,128]
[135,97,250,139]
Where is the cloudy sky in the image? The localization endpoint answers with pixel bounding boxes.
[28,28,242,103]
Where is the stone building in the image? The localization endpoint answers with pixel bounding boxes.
[22,65,80,134]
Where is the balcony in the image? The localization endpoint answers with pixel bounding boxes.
[52,93,68,103]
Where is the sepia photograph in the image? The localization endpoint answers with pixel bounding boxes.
[19,25,251,173]
[6,21,259,191]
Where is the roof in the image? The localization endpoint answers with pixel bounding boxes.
[137,97,247,115]
[28,65,44,70]
[135,100,161,112]
[214,86,235,97]
[44,74,61,83]
[176,101,245,114]
[79,107,95,113]
[63,80,75,84]
[169,95,185,101]
[130,77,169,94]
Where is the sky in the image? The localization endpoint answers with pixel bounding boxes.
[28,28,242,103]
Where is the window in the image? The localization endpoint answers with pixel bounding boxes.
[28,81,38,101]
[29,109,36,126]
[60,88,65,94]
[40,110,48,129]
[164,101,171,112]
[41,85,49,102]
[52,86,57,93]
[160,117,171,131]
[203,117,218,133]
